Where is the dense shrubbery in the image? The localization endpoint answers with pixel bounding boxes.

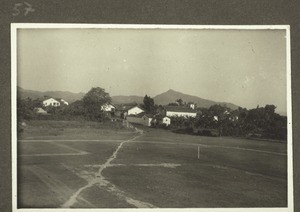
[170,104,287,141]
[196,128,220,137]
[17,97,43,120]
[17,87,112,123]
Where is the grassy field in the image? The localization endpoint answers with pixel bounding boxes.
[17,120,287,208]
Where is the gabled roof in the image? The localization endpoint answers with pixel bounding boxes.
[43,97,60,102]
[55,98,69,104]
[128,105,145,111]
[165,106,196,113]
[42,97,68,103]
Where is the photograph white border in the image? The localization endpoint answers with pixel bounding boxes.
[11,23,293,212]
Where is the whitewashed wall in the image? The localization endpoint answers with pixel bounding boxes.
[101,104,116,112]
[166,111,197,117]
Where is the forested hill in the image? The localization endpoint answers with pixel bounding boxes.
[112,89,239,110]
[153,89,239,110]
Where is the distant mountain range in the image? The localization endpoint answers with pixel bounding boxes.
[17,87,85,103]
[18,87,239,110]
[153,89,239,110]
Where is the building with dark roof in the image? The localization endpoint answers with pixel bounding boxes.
[114,104,145,119]
[126,113,154,126]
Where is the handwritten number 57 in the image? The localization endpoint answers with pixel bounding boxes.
[13,2,35,17]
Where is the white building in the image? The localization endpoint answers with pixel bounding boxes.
[43,98,69,107]
[60,99,69,105]
[165,106,197,118]
[162,116,171,126]
[43,98,61,107]
[127,106,145,115]
[101,103,116,112]
[188,103,195,110]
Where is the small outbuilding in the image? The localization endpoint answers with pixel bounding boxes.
[142,114,154,127]
[152,115,171,127]
[34,107,48,115]
[162,116,171,126]
[59,99,69,105]
[126,113,154,127]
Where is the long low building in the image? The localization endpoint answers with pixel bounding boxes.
[165,106,197,117]
[126,113,153,127]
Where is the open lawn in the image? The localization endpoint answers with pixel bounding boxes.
[17,120,287,208]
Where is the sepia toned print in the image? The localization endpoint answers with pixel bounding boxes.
[11,24,293,211]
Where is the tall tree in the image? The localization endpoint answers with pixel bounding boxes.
[143,95,155,113]
[17,97,34,120]
[82,87,111,121]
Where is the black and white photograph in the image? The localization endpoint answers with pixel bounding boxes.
[11,24,293,211]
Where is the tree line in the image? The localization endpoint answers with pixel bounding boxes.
[17,87,112,122]
[17,87,287,140]
[136,95,287,141]
[171,104,287,141]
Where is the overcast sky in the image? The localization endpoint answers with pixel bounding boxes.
[17,28,287,112]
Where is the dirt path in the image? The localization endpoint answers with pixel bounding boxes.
[62,132,156,208]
